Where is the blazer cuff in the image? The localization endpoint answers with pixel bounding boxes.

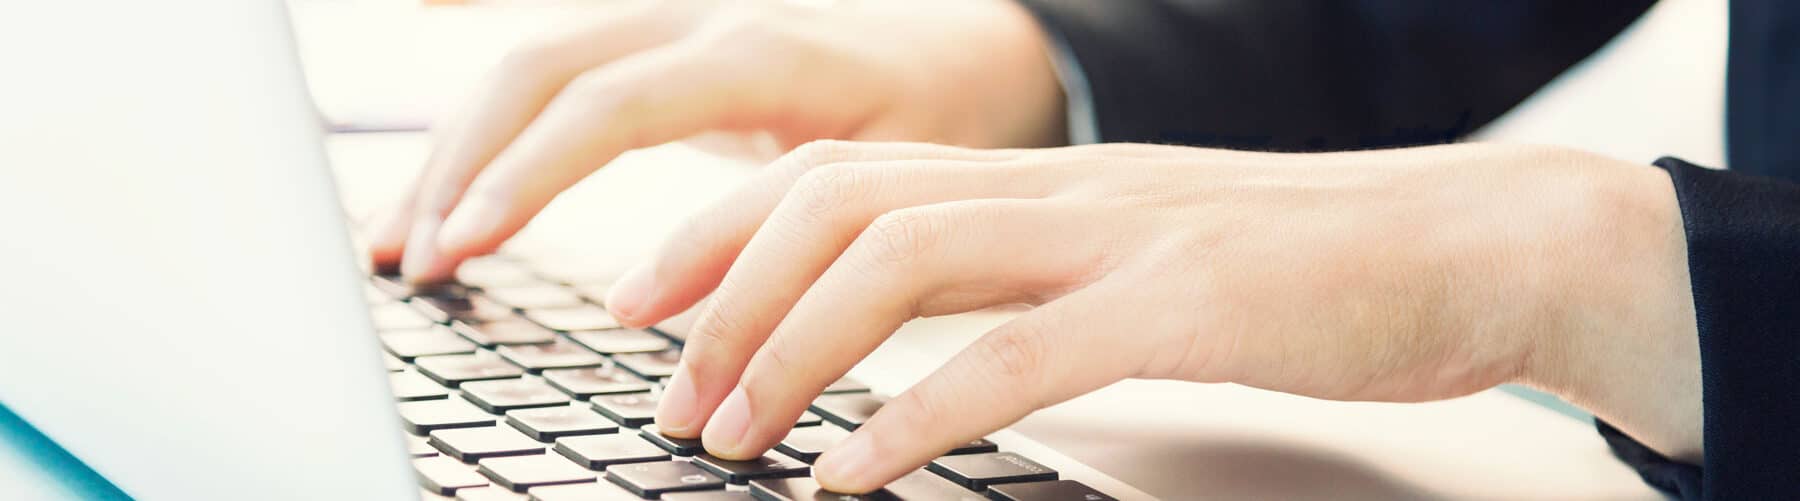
[1606,157,1800,500]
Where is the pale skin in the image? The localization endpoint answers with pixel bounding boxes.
[372,0,1703,493]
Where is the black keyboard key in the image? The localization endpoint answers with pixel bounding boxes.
[663,491,754,501]
[749,470,983,501]
[986,480,1116,501]
[482,285,584,309]
[692,453,810,484]
[945,438,999,456]
[392,370,451,401]
[399,398,498,435]
[413,293,517,325]
[543,365,655,398]
[822,378,871,394]
[526,481,641,501]
[497,339,607,372]
[455,257,540,288]
[774,425,849,462]
[365,283,396,304]
[461,378,572,414]
[408,435,438,457]
[415,456,489,495]
[567,329,671,354]
[810,393,885,430]
[371,272,416,298]
[452,318,557,347]
[589,392,660,427]
[416,353,526,387]
[604,461,726,497]
[506,406,618,441]
[639,425,705,456]
[926,452,1057,491]
[524,305,622,332]
[383,327,478,360]
[476,454,596,492]
[569,283,616,304]
[428,426,545,462]
[372,302,439,330]
[613,348,681,379]
[552,434,669,469]
[451,486,527,501]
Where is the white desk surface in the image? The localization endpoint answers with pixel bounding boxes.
[325,132,1662,500]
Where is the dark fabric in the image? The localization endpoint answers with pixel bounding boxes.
[1014,2,1800,499]
[1013,0,1655,150]
[1597,419,1703,499]
[1658,157,1800,499]
[1727,0,1800,182]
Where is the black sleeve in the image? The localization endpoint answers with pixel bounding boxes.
[1012,0,1655,150]
[1599,158,1800,500]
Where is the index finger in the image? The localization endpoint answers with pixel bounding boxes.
[374,1,684,280]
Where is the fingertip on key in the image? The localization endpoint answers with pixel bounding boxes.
[400,219,454,284]
[813,430,880,493]
[604,266,655,327]
[700,386,754,459]
[434,195,505,258]
[653,365,701,437]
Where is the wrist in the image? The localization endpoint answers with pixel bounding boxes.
[880,0,1066,148]
[1521,160,1701,461]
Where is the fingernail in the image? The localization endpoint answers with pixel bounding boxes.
[605,265,655,326]
[815,431,878,491]
[654,363,700,436]
[400,218,445,283]
[435,196,498,256]
[702,386,752,458]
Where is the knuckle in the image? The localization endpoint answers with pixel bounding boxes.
[563,70,629,104]
[787,163,874,223]
[689,294,756,356]
[885,388,950,439]
[979,326,1047,384]
[737,342,808,405]
[859,208,947,268]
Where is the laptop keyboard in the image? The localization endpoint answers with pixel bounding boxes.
[366,255,1116,501]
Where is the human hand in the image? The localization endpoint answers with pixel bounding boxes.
[608,140,1701,492]
[370,0,1066,282]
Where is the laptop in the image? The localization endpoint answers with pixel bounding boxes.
[0,1,1151,499]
